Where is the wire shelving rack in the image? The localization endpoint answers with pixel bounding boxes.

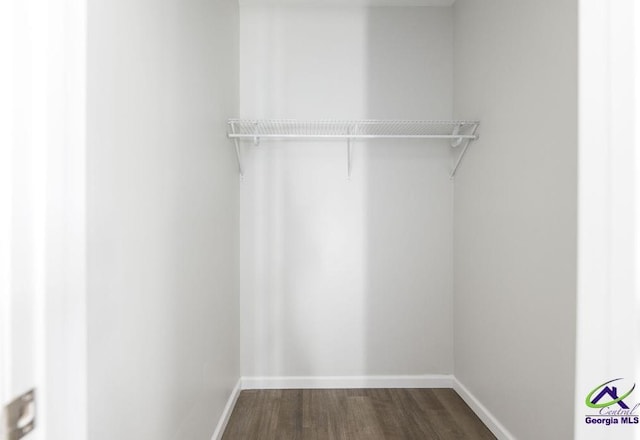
[227,119,480,178]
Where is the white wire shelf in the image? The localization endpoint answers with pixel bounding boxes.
[227,119,480,178]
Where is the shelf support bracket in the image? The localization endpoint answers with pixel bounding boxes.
[450,123,464,148]
[229,120,244,177]
[450,123,479,179]
[233,138,244,177]
[347,123,357,178]
[253,122,260,146]
[347,138,352,178]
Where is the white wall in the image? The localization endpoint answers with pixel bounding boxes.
[86,0,239,438]
[240,6,454,378]
[0,2,48,439]
[44,1,87,439]
[453,1,577,439]
[1,2,87,440]
[575,1,639,439]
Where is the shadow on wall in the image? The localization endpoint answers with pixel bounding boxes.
[241,5,369,377]
[363,7,454,376]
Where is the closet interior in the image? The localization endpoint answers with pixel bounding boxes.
[84,1,577,439]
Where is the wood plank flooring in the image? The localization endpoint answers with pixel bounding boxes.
[222,389,496,440]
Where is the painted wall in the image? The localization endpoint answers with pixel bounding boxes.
[44,1,88,439]
[0,3,49,439]
[239,6,455,377]
[86,0,239,438]
[575,1,639,439]
[1,2,88,440]
[452,1,577,439]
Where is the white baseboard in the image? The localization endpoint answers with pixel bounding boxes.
[453,378,515,440]
[241,374,454,390]
[211,378,242,440]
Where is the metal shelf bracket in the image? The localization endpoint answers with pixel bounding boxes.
[450,123,464,148]
[347,138,352,179]
[228,120,244,177]
[347,124,356,179]
[233,138,243,177]
[449,123,479,179]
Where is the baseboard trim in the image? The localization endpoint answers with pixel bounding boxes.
[241,374,454,390]
[211,378,242,440]
[453,378,515,440]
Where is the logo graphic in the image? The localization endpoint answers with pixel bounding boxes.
[586,378,636,409]
[584,378,640,426]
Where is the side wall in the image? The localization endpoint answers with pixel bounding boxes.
[575,1,639,439]
[86,0,240,438]
[453,1,577,439]
[239,6,455,378]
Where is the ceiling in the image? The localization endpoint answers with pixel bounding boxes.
[239,0,455,6]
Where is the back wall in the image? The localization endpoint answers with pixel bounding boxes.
[239,5,455,378]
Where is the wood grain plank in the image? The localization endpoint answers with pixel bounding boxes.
[410,389,465,439]
[275,390,303,439]
[389,389,443,439]
[302,390,332,440]
[435,388,496,440]
[222,388,496,440]
[326,389,350,440]
[370,388,413,440]
[344,396,387,440]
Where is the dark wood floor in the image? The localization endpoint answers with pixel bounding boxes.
[222,388,496,440]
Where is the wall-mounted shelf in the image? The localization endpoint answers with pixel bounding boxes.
[227,119,479,178]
